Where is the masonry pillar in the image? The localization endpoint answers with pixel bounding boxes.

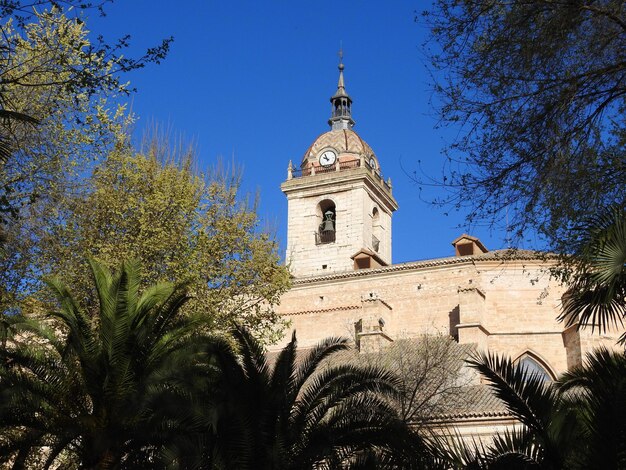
[456,283,489,350]
[356,293,393,353]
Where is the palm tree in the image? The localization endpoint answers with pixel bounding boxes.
[0,259,219,469]
[559,206,626,343]
[439,352,584,469]
[441,349,626,469]
[208,326,432,469]
[558,347,626,469]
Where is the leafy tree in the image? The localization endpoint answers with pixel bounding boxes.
[422,1,625,249]
[1,2,171,97]
[0,3,170,313]
[0,2,171,246]
[22,135,290,343]
[207,327,432,469]
[559,206,626,343]
[0,259,219,469]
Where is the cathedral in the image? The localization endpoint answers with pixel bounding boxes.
[271,60,618,434]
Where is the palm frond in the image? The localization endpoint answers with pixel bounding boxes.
[558,347,626,469]
[560,206,626,338]
[269,330,297,401]
[294,335,349,391]
[1,257,216,468]
[211,328,423,468]
[231,323,271,384]
[486,427,542,467]
[292,363,400,440]
[424,426,491,469]
[467,352,559,435]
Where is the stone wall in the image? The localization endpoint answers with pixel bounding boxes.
[273,255,580,377]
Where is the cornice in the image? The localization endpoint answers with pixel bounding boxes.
[280,304,361,316]
[281,166,397,212]
[290,250,556,285]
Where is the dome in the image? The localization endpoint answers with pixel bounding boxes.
[301,128,380,169]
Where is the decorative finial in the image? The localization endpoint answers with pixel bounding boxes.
[328,46,354,130]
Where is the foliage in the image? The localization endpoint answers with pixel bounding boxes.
[1,8,124,229]
[558,206,626,343]
[422,0,625,249]
[0,3,169,314]
[0,2,171,247]
[0,6,287,343]
[0,259,219,469]
[441,349,626,469]
[463,352,582,469]
[0,271,438,469]
[0,1,171,95]
[20,135,290,343]
[558,347,626,469]
[206,327,433,469]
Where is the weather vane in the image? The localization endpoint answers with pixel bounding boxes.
[338,42,343,66]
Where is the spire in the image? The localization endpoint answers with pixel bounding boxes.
[328,49,355,130]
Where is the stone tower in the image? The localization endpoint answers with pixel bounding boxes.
[281,58,398,278]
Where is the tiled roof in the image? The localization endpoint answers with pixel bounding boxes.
[266,337,512,422]
[424,385,511,422]
[302,129,377,166]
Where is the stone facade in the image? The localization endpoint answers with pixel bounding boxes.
[273,251,590,377]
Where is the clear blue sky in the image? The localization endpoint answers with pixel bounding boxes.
[87,0,524,263]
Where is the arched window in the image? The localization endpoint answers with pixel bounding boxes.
[515,352,555,382]
[316,199,336,244]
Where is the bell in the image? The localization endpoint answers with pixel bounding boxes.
[320,219,335,233]
[320,211,335,233]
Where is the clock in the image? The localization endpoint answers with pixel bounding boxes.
[369,157,376,169]
[319,150,337,167]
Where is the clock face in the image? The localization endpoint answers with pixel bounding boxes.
[369,157,376,169]
[319,150,337,167]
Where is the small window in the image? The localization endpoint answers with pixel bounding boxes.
[457,243,474,256]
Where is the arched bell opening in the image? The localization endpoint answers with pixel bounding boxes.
[316,199,336,244]
[371,206,381,252]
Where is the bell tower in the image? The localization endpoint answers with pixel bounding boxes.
[281,57,398,278]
